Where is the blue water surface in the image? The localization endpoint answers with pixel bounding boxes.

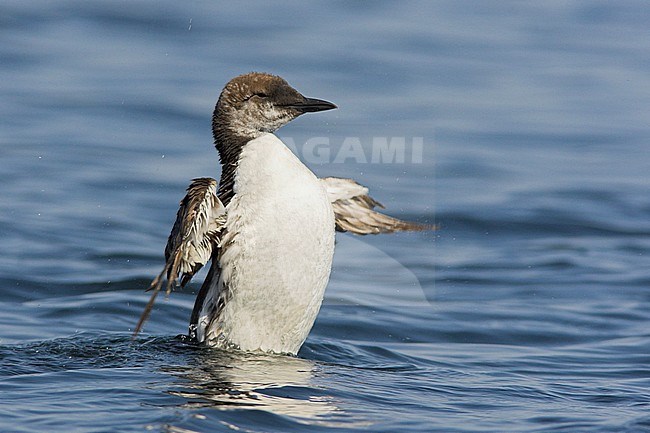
[1,1,649,432]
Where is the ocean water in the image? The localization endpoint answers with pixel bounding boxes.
[1,1,650,432]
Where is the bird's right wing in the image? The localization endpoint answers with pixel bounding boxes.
[321,177,435,234]
[133,177,226,337]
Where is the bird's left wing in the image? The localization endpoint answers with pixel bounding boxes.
[133,177,226,337]
[320,177,435,234]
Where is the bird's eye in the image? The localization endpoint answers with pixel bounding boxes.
[243,92,269,102]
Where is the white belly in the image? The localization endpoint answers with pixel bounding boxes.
[199,133,335,354]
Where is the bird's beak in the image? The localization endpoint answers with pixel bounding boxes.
[285,97,337,113]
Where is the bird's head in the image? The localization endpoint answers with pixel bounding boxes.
[213,72,336,141]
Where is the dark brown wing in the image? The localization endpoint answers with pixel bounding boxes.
[133,177,226,337]
[321,177,435,235]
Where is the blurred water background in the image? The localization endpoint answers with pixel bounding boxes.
[1,1,649,432]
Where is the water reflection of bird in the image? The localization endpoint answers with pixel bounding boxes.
[161,349,373,431]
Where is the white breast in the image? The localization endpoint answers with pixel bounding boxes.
[199,133,335,354]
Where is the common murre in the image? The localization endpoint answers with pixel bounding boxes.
[134,72,432,355]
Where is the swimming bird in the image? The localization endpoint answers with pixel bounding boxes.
[133,72,432,355]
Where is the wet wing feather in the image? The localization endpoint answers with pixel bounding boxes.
[321,177,435,235]
[133,177,226,337]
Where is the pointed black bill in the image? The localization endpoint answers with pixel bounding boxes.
[285,97,337,113]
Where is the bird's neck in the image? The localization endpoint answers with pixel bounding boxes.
[212,110,258,207]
